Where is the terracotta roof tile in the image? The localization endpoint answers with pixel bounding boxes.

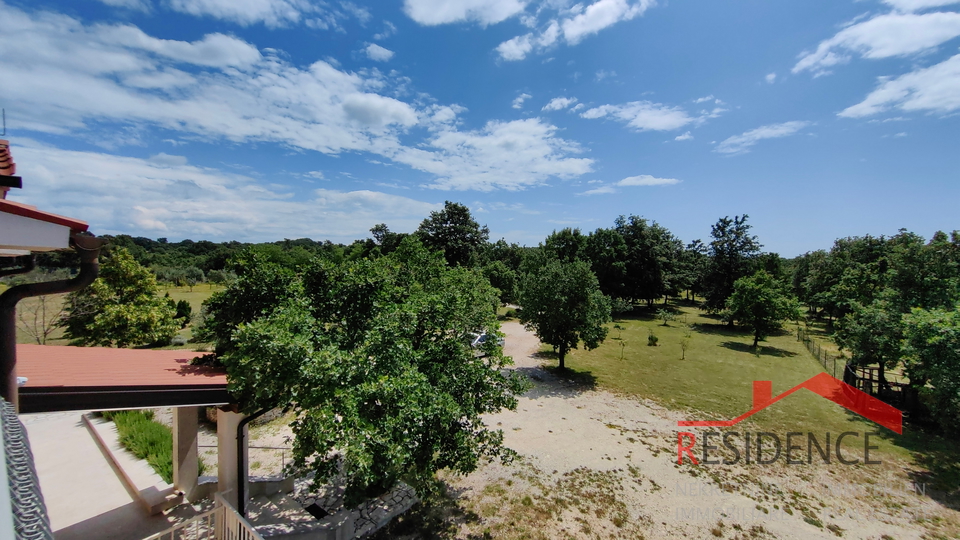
[0,140,16,177]
[17,344,226,389]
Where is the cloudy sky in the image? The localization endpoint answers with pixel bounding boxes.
[2,0,959,255]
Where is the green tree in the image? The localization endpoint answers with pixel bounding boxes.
[518,257,611,369]
[901,306,960,430]
[223,238,526,505]
[60,248,179,348]
[194,251,303,355]
[482,260,518,305]
[724,270,800,348]
[544,228,587,263]
[704,215,762,317]
[416,201,489,267]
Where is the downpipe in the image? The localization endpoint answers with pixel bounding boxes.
[0,235,104,408]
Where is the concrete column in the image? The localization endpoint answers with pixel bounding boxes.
[217,409,245,508]
[172,406,199,501]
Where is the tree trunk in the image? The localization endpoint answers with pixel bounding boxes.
[753,333,760,348]
[558,344,566,370]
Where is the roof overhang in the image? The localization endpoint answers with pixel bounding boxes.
[0,199,89,257]
[16,344,232,413]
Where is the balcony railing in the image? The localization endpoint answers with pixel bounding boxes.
[142,492,263,540]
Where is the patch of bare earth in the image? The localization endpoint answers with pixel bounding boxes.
[377,321,960,540]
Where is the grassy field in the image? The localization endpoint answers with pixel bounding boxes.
[559,300,958,479]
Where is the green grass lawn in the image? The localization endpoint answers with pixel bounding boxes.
[558,300,957,479]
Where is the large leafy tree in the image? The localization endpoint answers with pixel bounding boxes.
[703,215,762,316]
[194,251,303,355]
[60,247,179,348]
[901,306,960,430]
[223,238,527,505]
[416,201,489,267]
[724,270,800,348]
[518,256,611,369]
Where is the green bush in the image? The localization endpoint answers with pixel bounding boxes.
[505,308,518,319]
[101,410,204,482]
[647,330,659,347]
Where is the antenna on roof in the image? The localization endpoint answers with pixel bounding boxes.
[1,109,5,137]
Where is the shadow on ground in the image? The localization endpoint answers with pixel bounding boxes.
[369,483,481,540]
[512,351,598,400]
[719,340,798,358]
[864,415,960,511]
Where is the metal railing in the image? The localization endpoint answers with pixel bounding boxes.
[141,493,263,540]
[198,445,291,472]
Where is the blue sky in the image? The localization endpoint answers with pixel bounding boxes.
[2,0,959,256]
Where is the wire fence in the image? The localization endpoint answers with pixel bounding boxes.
[797,326,845,380]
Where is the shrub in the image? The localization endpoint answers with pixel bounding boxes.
[647,330,659,347]
[101,410,204,482]
[505,308,518,319]
[171,335,188,346]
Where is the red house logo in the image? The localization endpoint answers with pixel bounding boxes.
[677,373,902,434]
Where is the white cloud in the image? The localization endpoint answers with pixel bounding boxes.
[496,0,651,60]
[882,0,960,11]
[403,0,528,26]
[168,0,313,27]
[581,101,694,131]
[595,69,616,81]
[392,118,593,191]
[364,43,395,61]
[561,0,651,44]
[0,3,593,193]
[542,97,578,111]
[98,25,262,67]
[693,95,714,103]
[793,12,960,75]
[497,34,534,61]
[374,21,398,39]
[10,140,441,242]
[148,152,188,166]
[674,131,693,141]
[715,121,810,155]
[97,0,151,11]
[839,53,960,117]
[0,3,415,151]
[617,174,680,186]
[765,72,776,84]
[512,92,532,109]
[579,186,617,195]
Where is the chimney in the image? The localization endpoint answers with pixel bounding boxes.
[753,381,772,410]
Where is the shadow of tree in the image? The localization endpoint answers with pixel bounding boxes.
[719,341,798,358]
[865,417,960,510]
[370,482,482,540]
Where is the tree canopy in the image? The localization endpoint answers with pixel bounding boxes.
[59,247,179,348]
[704,215,762,315]
[724,270,800,348]
[518,255,611,369]
[217,238,527,505]
[416,201,490,267]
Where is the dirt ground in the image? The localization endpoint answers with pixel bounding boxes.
[381,322,960,540]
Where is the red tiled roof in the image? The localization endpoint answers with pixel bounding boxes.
[17,344,226,388]
[0,199,89,232]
